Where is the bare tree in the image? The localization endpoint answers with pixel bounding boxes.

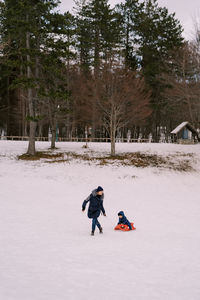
[96,67,151,155]
[70,69,97,145]
[163,43,200,128]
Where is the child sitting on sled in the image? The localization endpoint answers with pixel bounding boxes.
[114,211,136,231]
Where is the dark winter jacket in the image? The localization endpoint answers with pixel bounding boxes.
[118,211,132,230]
[82,189,105,219]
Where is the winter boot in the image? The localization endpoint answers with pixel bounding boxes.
[91,231,94,236]
[99,227,103,234]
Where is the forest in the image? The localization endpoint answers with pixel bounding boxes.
[0,0,200,155]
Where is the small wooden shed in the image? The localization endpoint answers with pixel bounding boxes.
[171,122,199,144]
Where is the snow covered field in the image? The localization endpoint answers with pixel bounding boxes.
[0,141,200,300]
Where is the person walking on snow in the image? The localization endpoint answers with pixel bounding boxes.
[82,186,106,236]
[118,211,132,230]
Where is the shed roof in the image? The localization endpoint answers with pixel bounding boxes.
[171,122,198,135]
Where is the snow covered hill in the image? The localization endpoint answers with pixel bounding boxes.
[0,141,200,300]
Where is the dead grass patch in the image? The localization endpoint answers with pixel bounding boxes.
[17,150,196,172]
[45,159,69,164]
[18,152,64,161]
[63,151,195,172]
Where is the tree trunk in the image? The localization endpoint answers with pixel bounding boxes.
[6,77,10,135]
[92,25,100,140]
[110,107,116,156]
[27,81,36,155]
[26,20,36,155]
[66,48,71,139]
[27,121,37,155]
[66,113,71,139]
[85,126,89,148]
[38,123,43,138]
[111,134,115,156]
[51,120,56,149]
[27,83,36,155]
[51,129,56,149]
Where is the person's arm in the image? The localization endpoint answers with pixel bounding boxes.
[125,218,132,230]
[82,194,91,211]
[100,200,106,216]
[118,218,122,224]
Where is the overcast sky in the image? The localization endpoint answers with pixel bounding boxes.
[59,0,200,39]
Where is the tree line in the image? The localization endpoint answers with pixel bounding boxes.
[0,0,200,155]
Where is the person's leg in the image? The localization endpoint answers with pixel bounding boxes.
[96,218,101,229]
[96,218,103,233]
[92,218,97,233]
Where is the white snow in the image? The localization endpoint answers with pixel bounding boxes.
[0,141,200,300]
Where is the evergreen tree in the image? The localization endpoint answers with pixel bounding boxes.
[74,0,121,138]
[0,0,188,145]
[0,0,73,154]
[136,1,183,139]
[40,11,76,148]
[116,0,142,70]
[0,1,8,130]
[118,0,183,140]
[75,0,121,73]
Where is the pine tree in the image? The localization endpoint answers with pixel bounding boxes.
[74,1,92,75]
[116,0,142,70]
[0,0,71,154]
[40,11,76,148]
[119,0,184,140]
[83,0,121,74]
[74,0,121,138]
[0,1,8,130]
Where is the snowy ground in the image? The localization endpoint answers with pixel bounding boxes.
[0,141,200,300]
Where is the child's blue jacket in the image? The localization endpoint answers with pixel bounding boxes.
[118,211,132,230]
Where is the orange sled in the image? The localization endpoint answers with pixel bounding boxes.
[114,223,136,231]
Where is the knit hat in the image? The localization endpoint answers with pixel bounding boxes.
[96,186,103,192]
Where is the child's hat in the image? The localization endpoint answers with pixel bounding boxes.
[97,186,103,192]
[118,211,124,216]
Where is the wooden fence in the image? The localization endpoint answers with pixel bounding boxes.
[1,136,151,143]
